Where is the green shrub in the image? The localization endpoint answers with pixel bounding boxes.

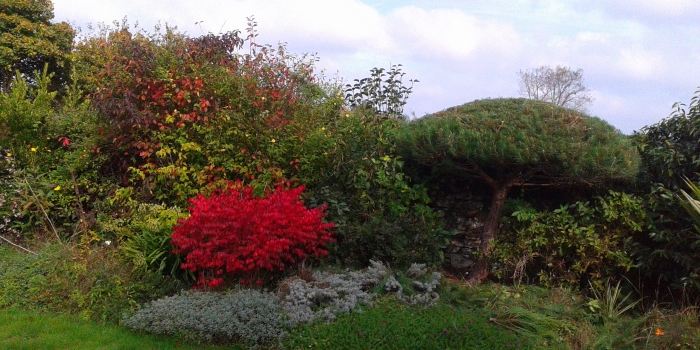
[301,111,451,268]
[0,67,112,241]
[631,87,700,298]
[493,191,649,289]
[0,243,179,323]
[97,202,190,279]
[123,289,288,346]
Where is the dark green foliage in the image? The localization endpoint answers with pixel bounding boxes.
[394,98,640,281]
[630,87,700,298]
[395,98,639,184]
[493,191,650,289]
[302,111,451,268]
[123,289,288,346]
[634,87,700,189]
[0,68,55,163]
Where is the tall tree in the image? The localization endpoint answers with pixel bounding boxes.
[394,98,639,281]
[0,0,74,91]
[517,65,594,112]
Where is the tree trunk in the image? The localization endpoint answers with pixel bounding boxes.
[469,184,511,282]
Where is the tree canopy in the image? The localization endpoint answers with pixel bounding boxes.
[394,98,640,281]
[0,0,74,91]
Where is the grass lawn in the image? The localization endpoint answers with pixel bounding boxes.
[0,308,229,350]
[286,298,536,349]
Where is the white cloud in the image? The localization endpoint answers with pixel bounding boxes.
[582,0,700,24]
[386,6,522,62]
[616,48,665,81]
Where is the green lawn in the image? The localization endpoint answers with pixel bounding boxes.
[0,309,228,350]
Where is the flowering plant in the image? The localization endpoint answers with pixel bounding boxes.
[171,181,333,288]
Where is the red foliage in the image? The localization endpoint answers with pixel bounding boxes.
[171,181,334,288]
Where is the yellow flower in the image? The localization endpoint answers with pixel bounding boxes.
[54,185,61,191]
[30,147,37,152]
[321,127,325,131]
[6,153,11,157]
[345,114,349,117]
[271,139,276,143]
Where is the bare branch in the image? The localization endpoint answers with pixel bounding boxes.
[517,65,594,112]
[0,235,37,255]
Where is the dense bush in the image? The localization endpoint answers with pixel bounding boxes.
[631,87,700,297]
[171,182,334,288]
[1,18,447,274]
[493,191,650,289]
[123,289,288,345]
[73,20,339,205]
[300,67,451,268]
[0,68,110,239]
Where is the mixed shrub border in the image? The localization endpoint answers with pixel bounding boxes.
[1,9,700,349]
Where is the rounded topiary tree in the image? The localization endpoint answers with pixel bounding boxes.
[394,98,640,281]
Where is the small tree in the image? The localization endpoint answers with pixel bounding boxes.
[394,98,639,281]
[344,64,417,120]
[0,0,74,92]
[517,65,594,112]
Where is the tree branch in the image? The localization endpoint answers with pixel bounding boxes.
[0,234,37,255]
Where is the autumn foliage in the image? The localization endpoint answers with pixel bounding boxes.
[171,182,334,288]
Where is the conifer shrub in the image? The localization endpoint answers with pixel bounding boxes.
[171,181,334,288]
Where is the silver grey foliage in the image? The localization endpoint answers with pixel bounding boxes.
[282,260,388,325]
[122,289,288,347]
[123,261,444,346]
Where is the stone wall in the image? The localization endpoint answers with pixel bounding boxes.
[428,183,487,277]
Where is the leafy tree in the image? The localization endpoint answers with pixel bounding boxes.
[517,65,594,112]
[630,87,700,296]
[344,64,417,119]
[634,87,700,189]
[0,0,74,92]
[394,98,639,281]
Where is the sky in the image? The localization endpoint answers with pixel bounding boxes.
[51,0,700,134]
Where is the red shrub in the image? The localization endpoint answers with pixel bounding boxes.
[171,181,334,288]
